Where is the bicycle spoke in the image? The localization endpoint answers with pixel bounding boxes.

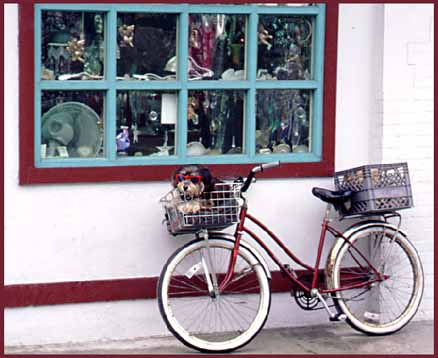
[221,296,253,327]
[161,240,269,348]
[333,229,422,333]
[169,277,206,293]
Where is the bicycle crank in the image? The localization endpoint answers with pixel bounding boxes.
[310,289,346,322]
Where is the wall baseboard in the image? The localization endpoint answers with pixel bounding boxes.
[5,270,324,308]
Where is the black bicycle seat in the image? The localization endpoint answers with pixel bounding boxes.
[312,187,352,205]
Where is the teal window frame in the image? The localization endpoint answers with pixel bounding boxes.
[34,3,327,169]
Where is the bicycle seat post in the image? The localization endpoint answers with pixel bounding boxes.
[324,204,333,223]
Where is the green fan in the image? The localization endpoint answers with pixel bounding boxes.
[41,102,102,158]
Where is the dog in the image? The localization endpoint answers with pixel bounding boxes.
[172,165,215,214]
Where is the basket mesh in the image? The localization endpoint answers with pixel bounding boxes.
[334,162,413,216]
[161,182,242,234]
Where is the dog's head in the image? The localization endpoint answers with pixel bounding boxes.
[172,165,214,199]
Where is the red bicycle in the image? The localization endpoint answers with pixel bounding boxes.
[158,162,424,353]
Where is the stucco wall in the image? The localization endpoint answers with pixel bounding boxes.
[4,3,434,346]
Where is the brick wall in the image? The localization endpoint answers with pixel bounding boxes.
[382,4,434,320]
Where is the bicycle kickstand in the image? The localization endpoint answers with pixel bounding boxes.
[311,289,346,322]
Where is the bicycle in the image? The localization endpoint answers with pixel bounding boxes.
[158,161,424,353]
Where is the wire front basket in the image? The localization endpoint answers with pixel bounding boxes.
[161,182,243,235]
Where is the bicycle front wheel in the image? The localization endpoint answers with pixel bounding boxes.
[331,226,424,335]
[157,237,271,353]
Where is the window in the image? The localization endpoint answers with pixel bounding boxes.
[19,3,338,184]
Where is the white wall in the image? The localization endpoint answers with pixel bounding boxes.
[381,4,434,320]
[4,4,433,346]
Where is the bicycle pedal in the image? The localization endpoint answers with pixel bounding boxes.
[329,313,346,322]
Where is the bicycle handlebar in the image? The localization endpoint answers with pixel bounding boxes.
[241,161,281,192]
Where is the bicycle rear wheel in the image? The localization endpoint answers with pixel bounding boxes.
[331,226,424,335]
[157,237,271,353]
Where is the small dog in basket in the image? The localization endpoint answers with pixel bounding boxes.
[172,165,215,214]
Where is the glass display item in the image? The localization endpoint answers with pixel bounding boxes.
[187,90,245,155]
[116,91,176,157]
[117,13,177,80]
[41,91,105,159]
[189,14,246,81]
[256,89,311,154]
[257,15,313,80]
[41,11,105,80]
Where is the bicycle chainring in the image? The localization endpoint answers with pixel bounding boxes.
[293,289,320,310]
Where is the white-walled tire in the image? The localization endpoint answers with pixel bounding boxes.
[331,226,424,335]
[157,237,271,353]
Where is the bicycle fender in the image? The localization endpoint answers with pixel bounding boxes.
[325,221,408,290]
[209,231,272,280]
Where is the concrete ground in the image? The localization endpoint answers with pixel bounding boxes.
[5,320,434,355]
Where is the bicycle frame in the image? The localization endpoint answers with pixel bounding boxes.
[218,203,386,295]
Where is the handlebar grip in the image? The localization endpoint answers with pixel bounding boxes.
[252,161,281,173]
[261,161,281,171]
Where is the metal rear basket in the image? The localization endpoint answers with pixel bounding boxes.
[334,162,413,216]
[161,182,242,235]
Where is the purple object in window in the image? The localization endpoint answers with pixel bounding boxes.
[116,127,130,151]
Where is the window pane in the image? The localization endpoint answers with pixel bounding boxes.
[41,91,105,159]
[187,90,245,155]
[257,15,313,80]
[116,91,176,157]
[117,13,177,80]
[256,89,311,154]
[41,11,105,80]
[189,14,246,81]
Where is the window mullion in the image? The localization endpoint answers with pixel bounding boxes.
[177,10,189,161]
[255,80,318,90]
[256,5,320,15]
[314,6,326,83]
[106,7,118,161]
[311,7,326,158]
[34,6,43,166]
[246,7,258,158]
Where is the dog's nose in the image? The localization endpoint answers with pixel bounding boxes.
[183,185,189,191]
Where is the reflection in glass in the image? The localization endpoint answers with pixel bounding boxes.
[41,11,105,80]
[189,14,246,81]
[117,13,177,80]
[116,91,176,157]
[257,15,313,80]
[256,89,311,154]
[41,91,104,159]
[187,90,245,155]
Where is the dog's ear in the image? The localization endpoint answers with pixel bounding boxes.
[171,166,184,188]
[199,166,215,192]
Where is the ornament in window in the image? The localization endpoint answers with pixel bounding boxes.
[66,38,85,63]
[118,24,135,48]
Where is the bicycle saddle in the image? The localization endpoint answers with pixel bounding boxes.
[312,187,352,205]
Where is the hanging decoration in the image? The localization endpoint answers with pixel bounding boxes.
[118,24,135,48]
[66,38,86,63]
[258,24,273,50]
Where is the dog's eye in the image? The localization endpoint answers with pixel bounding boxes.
[175,174,185,182]
[190,177,201,184]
